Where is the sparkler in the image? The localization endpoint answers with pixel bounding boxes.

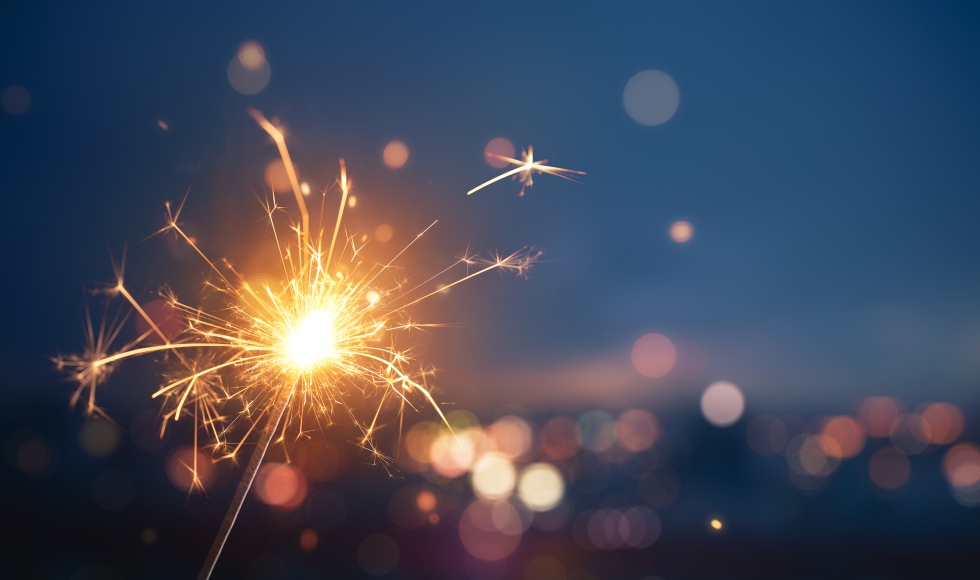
[468,146,586,197]
[56,110,579,579]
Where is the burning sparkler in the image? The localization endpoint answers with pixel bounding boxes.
[468,146,586,197]
[56,109,578,579]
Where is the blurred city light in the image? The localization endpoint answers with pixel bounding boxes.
[517,463,565,511]
[374,223,393,243]
[631,333,676,378]
[669,220,693,243]
[623,70,680,126]
[484,138,516,169]
[228,40,271,94]
[79,419,120,458]
[383,140,409,169]
[700,381,745,427]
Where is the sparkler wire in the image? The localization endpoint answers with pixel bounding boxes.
[198,387,293,580]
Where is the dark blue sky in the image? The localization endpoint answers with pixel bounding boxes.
[3,1,980,414]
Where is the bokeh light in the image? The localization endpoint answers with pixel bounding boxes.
[700,381,745,427]
[917,402,964,445]
[942,442,980,488]
[943,442,980,506]
[255,463,308,511]
[623,70,680,126]
[227,41,271,94]
[459,499,523,561]
[616,409,661,452]
[79,419,120,458]
[669,221,693,243]
[141,528,157,545]
[868,447,911,491]
[374,223,394,243]
[299,528,318,552]
[524,554,565,580]
[889,414,929,455]
[264,160,298,194]
[517,463,565,512]
[584,507,660,550]
[541,417,580,460]
[819,416,865,459]
[488,415,532,460]
[238,40,266,70]
[484,138,516,169]
[471,452,517,501]
[357,533,400,576]
[631,333,676,378]
[383,140,409,169]
[1,85,31,116]
[857,396,905,437]
[165,446,215,492]
[13,434,52,476]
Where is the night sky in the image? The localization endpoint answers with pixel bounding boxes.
[5,2,980,414]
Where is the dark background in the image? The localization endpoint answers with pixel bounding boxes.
[2,1,979,579]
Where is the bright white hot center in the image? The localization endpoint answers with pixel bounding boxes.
[289,310,336,367]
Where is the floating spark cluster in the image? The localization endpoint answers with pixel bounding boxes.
[468,146,586,197]
[55,109,577,578]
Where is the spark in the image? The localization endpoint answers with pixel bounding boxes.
[468,146,586,197]
[58,109,550,579]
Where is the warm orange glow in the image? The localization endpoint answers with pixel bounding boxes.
[383,140,409,169]
[264,159,297,193]
[416,490,437,512]
[237,40,266,70]
[819,416,865,459]
[942,442,980,488]
[375,224,393,242]
[300,528,318,551]
[631,333,676,378]
[918,402,964,445]
[484,138,515,169]
[669,220,693,243]
[857,396,904,438]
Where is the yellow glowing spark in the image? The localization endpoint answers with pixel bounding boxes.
[468,146,586,197]
[710,518,723,530]
[58,108,546,579]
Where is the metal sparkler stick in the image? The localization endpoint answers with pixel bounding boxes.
[197,387,294,580]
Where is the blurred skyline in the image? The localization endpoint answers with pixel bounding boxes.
[3,0,980,418]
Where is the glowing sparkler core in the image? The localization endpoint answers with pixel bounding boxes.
[287,310,337,368]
